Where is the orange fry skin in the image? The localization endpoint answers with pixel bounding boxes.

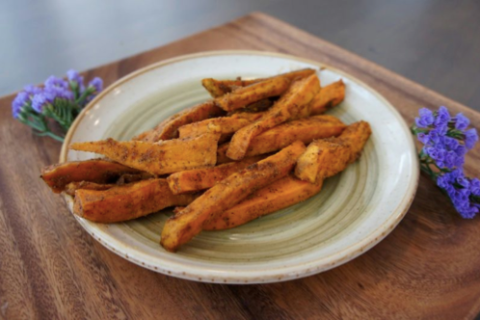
[178,112,265,139]
[215,77,290,112]
[294,139,351,184]
[202,68,316,98]
[310,80,346,115]
[217,115,346,163]
[295,121,372,183]
[73,179,196,223]
[160,141,306,252]
[41,159,141,193]
[203,175,322,230]
[226,74,320,160]
[133,101,224,142]
[64,181,115,196]
[70,133,221,176]
[167,156,264,194]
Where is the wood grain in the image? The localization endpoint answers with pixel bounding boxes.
[0,12,479,320]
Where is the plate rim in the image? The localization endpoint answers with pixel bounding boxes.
[60,50,419,283]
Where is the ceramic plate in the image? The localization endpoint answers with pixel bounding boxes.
[61,51,419,283]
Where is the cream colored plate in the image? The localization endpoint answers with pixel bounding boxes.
[61,51,419,283]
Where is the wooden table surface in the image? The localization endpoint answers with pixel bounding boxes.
[1,13,480,319]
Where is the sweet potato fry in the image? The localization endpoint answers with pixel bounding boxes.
[133,101,224,142]
[337,121,372,163]
[217,115,346,163]
[242,99,273,112]
[227,74,320,160]
[41,159,141,193]
[202,78,256,98]
[215,77,290,112]
[178,112,265,139]
[202,68,317,97]
[167,155,264,194]
[73,179,196,223]
[201,78,230,98]
[70,133,221,176]
[64,181,115,196]
[203,175,323,230]
[310,80,346,115]
[294,139,350,184]
[160,141,306,252]
[116,172,154,185]
[295,121,372,183]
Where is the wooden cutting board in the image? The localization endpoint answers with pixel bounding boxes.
[1,12,479,320]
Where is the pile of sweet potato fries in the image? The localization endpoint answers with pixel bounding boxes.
[41,68,371,252]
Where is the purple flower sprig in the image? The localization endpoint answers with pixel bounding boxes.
[12,70,103,142]
[412,106,479,218]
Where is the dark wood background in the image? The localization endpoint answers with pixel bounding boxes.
[1,12,480,320]
[1,0,480,112]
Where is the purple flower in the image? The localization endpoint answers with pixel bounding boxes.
[12,92,30,118]
[44,86,74,102]
[44,75,69,90]
[471,178,480,196]
[31,93,49,113]
[67,69,85,92]
[425,147,445,163]
[464,128,478,149]
[67,69,83,84]
[417,132,430,144]
[442,136,459,150]
[454,113,470,130]
[442,150,461,169]
[434,106,451,129]
[454,145,467,157]
[12,70,105,142]
[436,173,452,189]
[31,85,73,113]
[452,188,478,219]
[415,108,434,128]
[88,77,103,93]
[457,176,470,188]
[24,85,42,96]
[426,128,443,145]
[435,169,479,218]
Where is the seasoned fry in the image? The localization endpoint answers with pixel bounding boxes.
[178,112,265,139]
[295,121,372,183]
[215,77,290,112]
[64,181,115,196]
[310,80,345,115]
[73,179,196,223]
[201,78,229,98]
[133,101,224,142]
[41,159,141,193]
[337,121,372,163]
[217,115,346,163]
[227,74,320,160]
[70,133,221,176]
[160,141,306,251]
[203,175,323,230]
[294,139,350,184]
[116,172,154,185]
[202,68,317,97]
[242,99,273,112]
[202,78,256,98]
[167,156,264,194]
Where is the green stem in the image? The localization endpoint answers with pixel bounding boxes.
[420,163,438,182]
[34,130,64,142]
[432,163,451,173]
[76,87,94,106]
[472,195,480,203]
